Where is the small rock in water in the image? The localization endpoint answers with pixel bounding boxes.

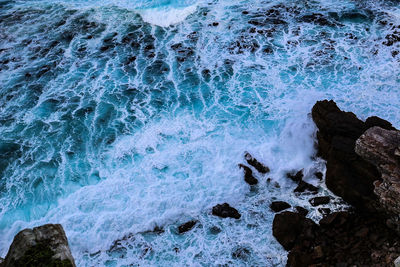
[212,203,241,219]
[314,171,323,180]
[294,181,318,194]
[244,152,270,173]
[238,164,258,185]
[270,201,291,212]
[269,201,291,212]
[295,206,309,217]
[232,247,251,260]
[209,226,222,235]
[286,169,304,183]
[309,196,330,206]
[178,220,197,234]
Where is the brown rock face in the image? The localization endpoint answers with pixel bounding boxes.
[311,100,395,212]
[272,211,317,251]
[273,211,400,267]
[2,224,76,267]
[356,126,400,233]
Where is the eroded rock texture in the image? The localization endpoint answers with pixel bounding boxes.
[2,224,75,267]
[273,211,400,267]
[356,126,400,233]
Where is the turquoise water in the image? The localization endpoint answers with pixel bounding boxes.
[0,0,400,265]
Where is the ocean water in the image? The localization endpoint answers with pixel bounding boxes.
[0,0,400,265]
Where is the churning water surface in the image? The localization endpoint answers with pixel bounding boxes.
[0,0,400,265]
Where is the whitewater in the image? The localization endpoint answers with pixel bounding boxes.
[0,0,399,265]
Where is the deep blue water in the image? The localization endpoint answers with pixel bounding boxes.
[0,0,400,265]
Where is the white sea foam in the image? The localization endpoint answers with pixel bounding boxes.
[1,0,400,265]
[138,5,198,27]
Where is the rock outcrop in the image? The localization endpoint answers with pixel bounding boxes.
[178,220,197,234]
[273,211,400,267]
[272,100,400,266]
[1,224,75,267]
[311,100,395,212]
[356,126,400,233]
[212,203,241,219]
[270,201,291,212]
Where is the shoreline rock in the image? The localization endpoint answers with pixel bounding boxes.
[356,126,400,234]
[212,203,241,219]
[311,99,394,212]
[1,224,75,267]
[272,99,400,266]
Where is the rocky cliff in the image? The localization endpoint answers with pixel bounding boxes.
[356,126,400,233]
[1,224,75,267]
[273,100,400,266]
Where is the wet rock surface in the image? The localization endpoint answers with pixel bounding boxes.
[212,203,241,219]
[1,224,75,267]
[244,152,270,174]
[311,99,394,212]
[272,100,400,267]
[238,164,258,185]
[309,196,330,207]
[178,221,197,234]
[270,201,291,212]
[356,126,400,234]
[274,211,400,267]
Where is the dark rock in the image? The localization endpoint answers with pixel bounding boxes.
[238,164,258,185]
[232,247,250,260]
[228,37,260,54]
[244,152,270,173]
[286,169,303,183]
[178,221,197,234]
[275,210,400,266]
[272,211,317,250]
[209,226,221,235]
[295,206,309,217]
[318,208,331,215]
[365,116,396,131]
[383,31,400,47]
[355,126,400,234]
[314,171,323,180]
[270,201,291,212]
[311,100,382,212]
[212,203,241,219]
[294,180,318,194]
[310,196,330,206]
[2,224,75,267]
[299,13,337,27]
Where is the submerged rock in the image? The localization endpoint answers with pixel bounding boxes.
[244,152,270,174]
[212,203,241,219]
[270,201,291,212]
[238,164,258,185]
[178,221,197,234]
[2,224,75,267]
[231,246,251,260]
